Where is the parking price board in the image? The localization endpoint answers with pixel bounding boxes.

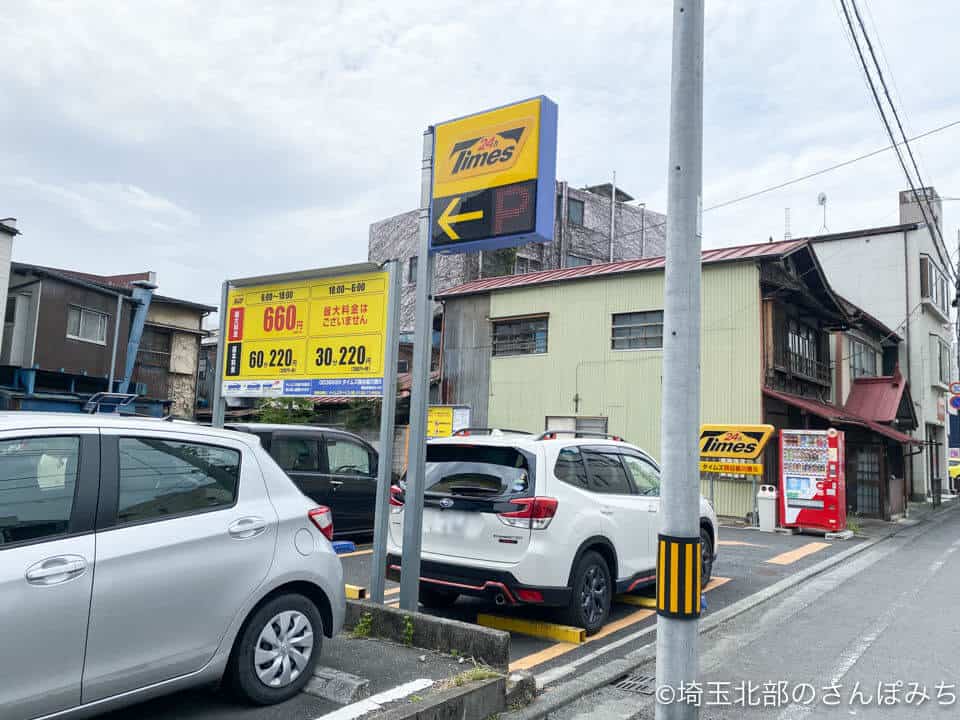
[430,96,557,254]
[221,270,389,398]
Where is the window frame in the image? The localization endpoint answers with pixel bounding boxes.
[323,433,376,478]
[66,304,109,346]
[97,435,242,531]
[270,432,322,473]
[848,336,879,380]
[567,197,585,226]
[0,432,100,552]
[581,445,634,496]
[611,310,665,351]
[566,253,592,268]
[491,315,549,357]
[408,256,418,285]
[920,254,950,318]
[619,451,661,497]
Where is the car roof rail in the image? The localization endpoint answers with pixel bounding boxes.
[83,392,138,414]
[535,429,628,442]
[451,427,533,437]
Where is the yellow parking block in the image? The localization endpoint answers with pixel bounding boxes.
[765,542,830,566]
[344,584,368,600]
[477,614,586,644]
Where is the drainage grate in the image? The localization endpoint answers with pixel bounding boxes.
[612,672,656,695]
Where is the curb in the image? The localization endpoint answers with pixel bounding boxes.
[505,501,959,720]
[373,677,506,720]
[345,599,511,671]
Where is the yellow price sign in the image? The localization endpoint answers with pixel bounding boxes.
[427,406,455,438]
[223,270,389,397]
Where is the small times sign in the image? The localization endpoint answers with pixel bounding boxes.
[221,270,388,398]
[430,96,557,254]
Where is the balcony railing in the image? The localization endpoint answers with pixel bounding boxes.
[774,348,832,386]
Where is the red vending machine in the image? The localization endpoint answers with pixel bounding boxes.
[779,428,847,532]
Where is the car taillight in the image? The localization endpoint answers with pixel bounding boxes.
[308,506,334,541]
[498,497,558,530]
[389,485,405,513]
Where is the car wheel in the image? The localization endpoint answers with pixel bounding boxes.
[229,593,322,705]
[563,551,611,635]
[418,585,459,609]
[700,528,714,588]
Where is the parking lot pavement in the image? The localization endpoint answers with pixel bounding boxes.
[336,528,864,689]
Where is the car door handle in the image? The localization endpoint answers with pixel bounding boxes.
[601,509,614,516]
[26,556,87,585]
[228,517,267,540]
[330,480,344,489]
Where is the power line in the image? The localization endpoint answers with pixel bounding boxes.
[839,0,951,279]
[605,118,960,244]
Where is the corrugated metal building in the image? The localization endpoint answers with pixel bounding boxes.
[438,235,919,521]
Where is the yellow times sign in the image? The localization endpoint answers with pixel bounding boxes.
[699,461,764,476]
[699,424,774,460]
[427,406,455,438]
[222,271,388,397]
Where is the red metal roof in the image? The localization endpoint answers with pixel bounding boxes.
[438,238,811,298]
[762,387,919,444]
[844,369,908,424]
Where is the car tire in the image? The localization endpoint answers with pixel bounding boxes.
[563,551,612,635]
[700,527,714,587]
[228,593,323,706]
[418,585,459,609]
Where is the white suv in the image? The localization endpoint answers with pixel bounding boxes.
[386,429,718,634]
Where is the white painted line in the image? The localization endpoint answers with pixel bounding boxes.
[315,678,433,720]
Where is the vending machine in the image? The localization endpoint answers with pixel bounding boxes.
[779,428,847,532]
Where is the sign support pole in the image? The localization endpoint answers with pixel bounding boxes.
[656,2,704,719]
[211,280,229,428]
[371,259,401,603]
[400,128,435,611]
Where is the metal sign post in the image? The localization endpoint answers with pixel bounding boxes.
[400,129,436,611]
[211,280,229,428]
[370,260,401,603]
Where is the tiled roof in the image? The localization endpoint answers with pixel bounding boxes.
[763,387,918,444]
[438,238,811,298]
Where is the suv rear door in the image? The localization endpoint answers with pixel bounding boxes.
[390,442,537,563]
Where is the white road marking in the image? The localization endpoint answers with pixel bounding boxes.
[776,538,960,720]
[315,678,434,720]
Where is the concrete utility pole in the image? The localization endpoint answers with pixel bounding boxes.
[609,170,617,262]
[655,2,704,719]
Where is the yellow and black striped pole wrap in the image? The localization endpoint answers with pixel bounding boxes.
[656,534,702,619]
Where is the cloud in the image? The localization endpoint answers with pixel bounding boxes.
[0,0,957,307]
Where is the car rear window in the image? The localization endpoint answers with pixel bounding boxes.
[423,444,534,498]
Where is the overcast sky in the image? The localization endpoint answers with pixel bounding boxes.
[2,1,957,307]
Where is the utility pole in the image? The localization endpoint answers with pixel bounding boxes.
[655,2,704,719]
[609,170,617,261]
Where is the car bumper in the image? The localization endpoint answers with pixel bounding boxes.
[385,553,571,607]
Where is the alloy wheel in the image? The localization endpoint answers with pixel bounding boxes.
[580,564,609,626]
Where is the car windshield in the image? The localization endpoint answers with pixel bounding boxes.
[421,444,532,498]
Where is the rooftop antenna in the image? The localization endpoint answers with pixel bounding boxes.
[817,192,829,232]
[784,208,792,240]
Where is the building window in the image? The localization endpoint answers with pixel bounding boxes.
[397,359,409,373]
[567,198,584,226]
[612,310,664,350]
[785,319,828,384]
[566,254,592,268]
[408,256,418,285]
[849,337,878,379]
[4,299,14,324]
[492,316,548,357]
[931,335,950,387]
[67,305,108,345]
[920,255,949,316]
[515,257,542,275]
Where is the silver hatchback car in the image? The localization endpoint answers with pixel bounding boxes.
[0,413,345,720]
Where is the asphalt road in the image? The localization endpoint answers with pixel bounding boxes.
[89,525,869,720]
[545,504,960,719]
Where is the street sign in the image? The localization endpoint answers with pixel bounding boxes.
[950,381,960,395]
[220,269,389,398]
[427,405,454,438]
[950,395,960,411]
[430,96,558,254]
[699,460,764,476]
[699,424,774,460]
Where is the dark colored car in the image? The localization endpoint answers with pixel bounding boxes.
[229,424,379,538]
